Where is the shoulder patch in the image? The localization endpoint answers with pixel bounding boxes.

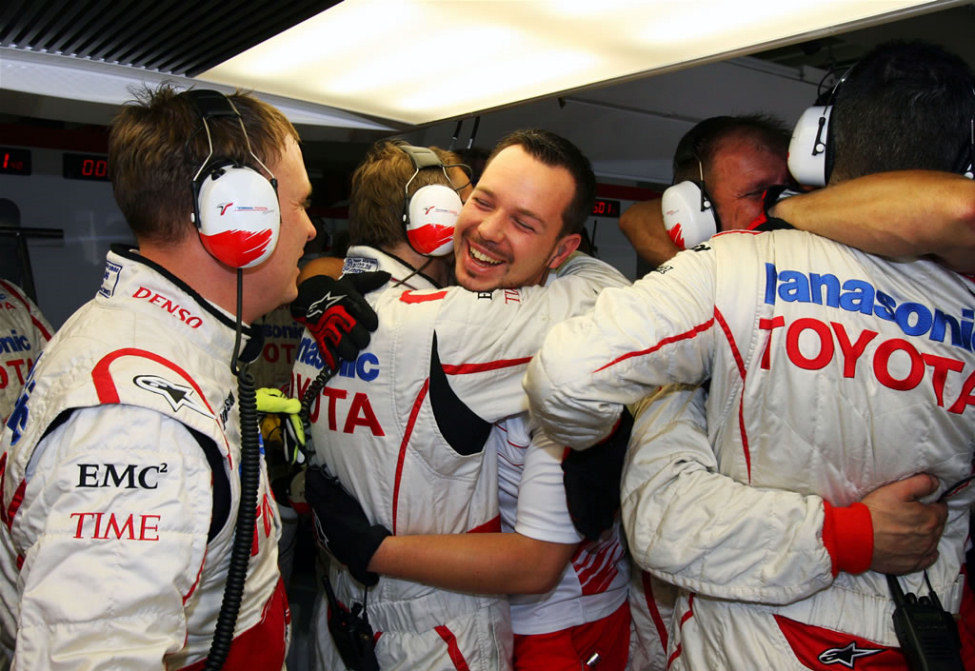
[343,256,380,274]
[133,375,212,417]
[92,348,216,420]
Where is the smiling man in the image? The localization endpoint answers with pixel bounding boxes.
[295,129,629,671]
[453,138,589,291]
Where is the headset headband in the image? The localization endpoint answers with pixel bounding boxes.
[184,90,276,185]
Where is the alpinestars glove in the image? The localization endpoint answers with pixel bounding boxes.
[305,465,391,587]
[291,271,389,372]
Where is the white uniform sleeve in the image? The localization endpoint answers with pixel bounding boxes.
[622,385,833,605]
[526,246,718,448]
[514,429,582,546]
[13,405,212,670]
[435,254,630,424]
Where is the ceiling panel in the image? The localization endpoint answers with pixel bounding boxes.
[0,0,338,76]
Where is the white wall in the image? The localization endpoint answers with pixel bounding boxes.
[405,56,822,279]
[0,147,131,328]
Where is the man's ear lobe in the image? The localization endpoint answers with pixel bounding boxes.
[548,233,582,268]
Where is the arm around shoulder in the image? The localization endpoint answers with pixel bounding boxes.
[619,199,680,268]
[775,171,975,272]
[369,532,577,595]
[621,384,837,604]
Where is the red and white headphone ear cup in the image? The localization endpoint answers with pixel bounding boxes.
[406,184,462,256]
[788,105,832,188]
[196,166,280,268]
[661,181,717,250]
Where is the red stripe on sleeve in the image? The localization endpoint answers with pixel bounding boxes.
[440,357,532,375]
[594,319,715,374]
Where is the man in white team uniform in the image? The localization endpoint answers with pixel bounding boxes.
[527,42,974,669]
[296,130,630,670]
[0,86,316,669]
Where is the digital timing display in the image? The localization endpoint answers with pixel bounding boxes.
[0,148,32,176]
[63,153,110,182]
[591,198,621,218]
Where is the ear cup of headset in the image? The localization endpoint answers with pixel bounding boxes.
[195,163,280,268]
[661,181,717,250]
[788,105,832,187]
[405,184,462,256]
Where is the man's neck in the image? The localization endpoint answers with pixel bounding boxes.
[385,241,450,286]
[139,236,247,321]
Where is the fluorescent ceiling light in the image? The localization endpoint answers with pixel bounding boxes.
[0,48,392,131]
[198,0,952,126]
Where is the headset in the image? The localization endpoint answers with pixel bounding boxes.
[184,89,281,269]
[660,159,718,251]
[661,117,745,250]
[397,142,463,257]
[786,65,855,188]
[789,64,975,186]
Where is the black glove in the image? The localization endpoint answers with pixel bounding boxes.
[305,465,391,587]
[562,409,634,541]
[752,184,802,231]
[291,272,389,372]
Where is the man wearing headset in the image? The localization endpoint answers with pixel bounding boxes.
[294,129,630,671]
[0,85,317,668]
[303,140,631,671]
[527,41,975,669]
[619,114,793,270]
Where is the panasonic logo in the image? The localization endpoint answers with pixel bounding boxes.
[764,263,974,352]
[0,331,31,354]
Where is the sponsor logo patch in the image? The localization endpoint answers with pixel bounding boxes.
[343,256,380,274]
[134,374,211,417]
[764,263,975,352]
[818,642,885,668]
[70,511,161,541]
[132,287,204,328]
[77,463,168,489]
[99,260,123,298]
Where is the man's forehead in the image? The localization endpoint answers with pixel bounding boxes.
[477,145,573,222]
[712,132,783,163]
[482,144,573,189]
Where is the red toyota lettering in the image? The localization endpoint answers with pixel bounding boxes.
[758,317,784,370]
[786,318,833,370]
[921,354,965,407]
[873,338,925,391]
[830,322,877,378]
[343,393,385,436]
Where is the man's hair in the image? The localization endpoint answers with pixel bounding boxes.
[831,40,975,181]
[108,84,299,244]
[348,140,462,248]
[672,115,790,183]
[488,129,595,236]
